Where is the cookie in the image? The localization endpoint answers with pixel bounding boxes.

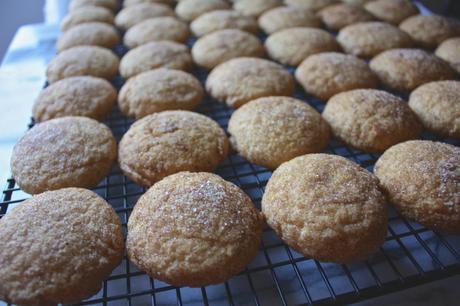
[118,111,229,186]
[323,89,421,152]
[0,188,124,306]
[33,76,117,122]
[11,117,117,194]
[317,3,375,31]
[124,0,175,6]
[342,0,370,5]
[228,96,330,169]
[206,57,295,108]
[295,52,378,100]
[190,10,258,37]
[258,6,322,34]
[262,154,388,263]
[285,0,338,11]
[61,6,114,31]
[233,0,282,18]
[127,171,262,287]
[114,3,175,30]
[408,81,460,138]
[337,21,413,58]
[374,140,460,234]
[69,0,118,11]
[265,27,340,66]
[435,37,460,74]
[399,15,460,49]
[119,41,192,79]
[176,0,230,21]
[124,16,190,48]
[56,22,119,52]
[364,0,418,25]
[46,46,119,83]
[191,29,264,70]
[119,68,203,119]
[369,48,456,92]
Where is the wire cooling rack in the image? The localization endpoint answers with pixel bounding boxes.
[2,2,460,306]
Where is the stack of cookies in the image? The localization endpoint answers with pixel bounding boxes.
[1,0,459,304]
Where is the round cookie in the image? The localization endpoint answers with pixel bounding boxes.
[317,3,375,31]
[399,15,460,49]
[265,27,340,66]
[258,6,322,34]
[337,21,413,59]
[0,188,124,306]
[127,171,262,287]
[374,140,460,234]
[118,111,229,186]
[124,16,190,48]
[295,52,378,101]
[369,48,456,93]
[124,0,175,6]
[233,0,282,18]
[120,41,192,79]
[342,0,370,5]
[228,96,331,169]
[285,0,339,11]
[56,22,119,52]
[408,80,460,138]
[46,46,119,83]
[262,154,388,263]
[119,68,203,119]
[69,0,118,11]
[33,76,117,122]
[11,117,117,194]
[435,37,460,74]
[176,0,230,21]
[192,29,264,70]
[190,10,258,37]
[206,57,295,108]
[114,3,175,30]
[61,6,114,31]
[322,89,421,152]
[364,0,418,25]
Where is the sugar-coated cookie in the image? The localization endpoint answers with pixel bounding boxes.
[115,3,175,30]
[176,0,230,21]
[435,37,460,74]
[233,0,282,18]
[69,0,118,12]
[364,0,418,25]
[285,0,339,11]
[317,3,375,31]
[56,22,119,52]
[61,6,114,31]
[190,10,258,37]
[258,6,322,34]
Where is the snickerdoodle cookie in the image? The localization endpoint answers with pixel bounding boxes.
[337,21,413,58]
[118,111,229,186]
[364,0,418,25]
[11,117,117,194]
[69,0,118,11]
[408,81,460,138]
[190,10,258,37]
[323,89,421,152]
[176,0,230,21]
[342,0,370,5]
[114,3,175,30]
[124,0,175,6]
[369,48,456,92]
[228,96,330,169]
[56,22,119,52]
[61,6,114,31]
[0,188,124,306]
[233,0,282,18]
[124,16,190,48]
[192,29,264,70]
[374,140,460,233]
[33,76,117,122]
[120,41,192,79]
[46,46,119,83]
[127,171,262,287]
[295,52,378,100]
[317,3,375,31]
[436,37,460,74]
[258,6,322,34]
[206,57,295,108]
[285,0,338,11]
[265,27,340,66]
[262,154,388,263]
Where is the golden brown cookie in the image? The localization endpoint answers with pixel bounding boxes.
[435,37,460,74]
[61,6,114,31]
[0,188,124,306]
[295,52,378,100]
[258,6,322,34]
[265,27,340,66]
[46,46,119,83]
[118,111,229,186]
[317,3,375,31]
[11,117,117,195]
[369,48,456,92]
[176,0,230,21]
[33,76,117,122]
[228,96,330,169]
[119,41,192,79]
[408,81,460,138]
[206,57,295,108]
[124,0,175,6]
[262,153,388,263]
[191,29,264,70]
[364,0,418,25]
[323,89,421,152]
[56,22,119,52]
[374,140,460,234]
[337,21,413,58]
[190,10,258,37]
[127,171,262,287]
[69,0,118,11]
[285,0,338,11]
[124,16,190,48]
[233,0,282,18]
[114,3,175,30]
